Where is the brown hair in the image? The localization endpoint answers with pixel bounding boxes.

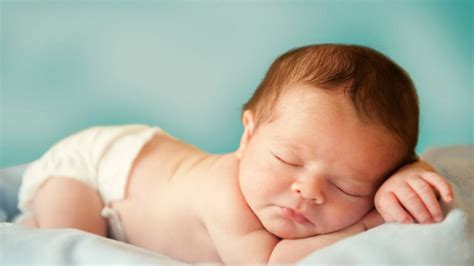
[242,43,419,163]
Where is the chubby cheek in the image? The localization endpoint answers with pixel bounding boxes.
[322,198,374,232]
[239,154,289,209]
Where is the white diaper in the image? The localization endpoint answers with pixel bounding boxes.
[17,124,163,242]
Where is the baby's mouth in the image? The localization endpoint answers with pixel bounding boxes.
[280,207,312,225]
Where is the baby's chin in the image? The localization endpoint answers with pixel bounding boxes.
[263,218,349,239]
[263,218,321,239]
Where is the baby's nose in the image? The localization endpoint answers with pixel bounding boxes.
[291,177,325,204]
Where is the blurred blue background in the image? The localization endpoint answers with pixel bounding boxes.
[1,0,472,168]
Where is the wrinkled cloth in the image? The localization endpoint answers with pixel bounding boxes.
[0,146,472,265]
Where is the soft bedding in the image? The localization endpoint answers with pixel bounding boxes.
[1,146,472,265]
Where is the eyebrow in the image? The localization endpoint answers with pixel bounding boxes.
[272,135,304,151]
[280,142,302,153]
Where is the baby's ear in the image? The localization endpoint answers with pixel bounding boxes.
[235,110,255,159]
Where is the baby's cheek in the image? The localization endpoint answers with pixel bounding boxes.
[258,161,290,189]
[325,211,357,232]
[239,163,282,200]
[344,200,374,224]
[259,170,289,197]
[325,199,373,231]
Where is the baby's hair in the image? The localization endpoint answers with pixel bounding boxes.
[242,43,419,164]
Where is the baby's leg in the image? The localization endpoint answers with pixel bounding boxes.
[19,215,38,227]
[29,177,107,237]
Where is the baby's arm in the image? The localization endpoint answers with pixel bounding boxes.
[269,209,383,263]
[209,209,382,264]
[375,159,453,224]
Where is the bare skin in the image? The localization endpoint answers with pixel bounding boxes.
[25,132,381,263]
[21,86,452,263]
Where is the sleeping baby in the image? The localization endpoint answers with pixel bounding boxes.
[16,44,453,263]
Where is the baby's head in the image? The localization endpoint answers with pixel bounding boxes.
[235,44,419,239]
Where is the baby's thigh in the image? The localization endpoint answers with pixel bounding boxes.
[33,177,107,236]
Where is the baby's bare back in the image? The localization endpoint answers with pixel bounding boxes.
[112,133,279,263]
[110,133,224,261]
[26,131,278,263]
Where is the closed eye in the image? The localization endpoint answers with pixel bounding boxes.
[332,183,368,198]
[272,153,301,167]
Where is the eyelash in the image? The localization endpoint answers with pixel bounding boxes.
[272,152,370,198]
[332,183,363,197]
[271,152,368,198]
[272,153,301,167]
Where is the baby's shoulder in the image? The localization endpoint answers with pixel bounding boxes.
[199,156,279,262]
[201,155,265,234]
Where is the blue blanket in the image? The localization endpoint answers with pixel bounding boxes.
[1,146,472,264]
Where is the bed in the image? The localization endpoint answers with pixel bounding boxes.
[1,146,472,264]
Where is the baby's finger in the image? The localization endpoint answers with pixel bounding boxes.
[419,171,453,203]
[408,177,444,222]
[361,209,385,230]
[395,185,433,224]
[376,192,414,224]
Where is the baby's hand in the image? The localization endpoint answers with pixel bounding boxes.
[359,208,385,231]
[374,161,453,224]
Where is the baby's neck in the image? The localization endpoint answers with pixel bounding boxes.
[172,150,238,183]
